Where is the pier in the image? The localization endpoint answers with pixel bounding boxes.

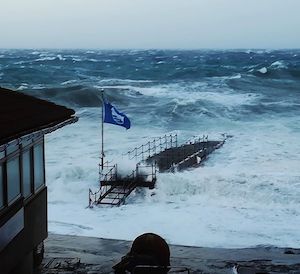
[89,134,225,207]
[147,139,224,172]
[89,163,156,207]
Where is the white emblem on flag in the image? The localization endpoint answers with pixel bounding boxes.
[112,107,124,124]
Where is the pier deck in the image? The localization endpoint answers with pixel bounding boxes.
[147,140,224,172]
[89,135,225,207]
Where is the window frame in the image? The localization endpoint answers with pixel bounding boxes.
[0,147,7,211]
[32,138,45,192]
[0,135,46,213]
[5,146,22,206]
[21,146,34,199]
[0,164,4,210]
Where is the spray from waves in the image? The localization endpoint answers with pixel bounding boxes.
[18,77,298,127]
[270,60,288,69]
[20,84,142,108]
[45,115,300,247]
[252,60,300,79]
[20,85,103,107]
[16,75,263,115]
[149,167,300,207]
[24,49,298,247]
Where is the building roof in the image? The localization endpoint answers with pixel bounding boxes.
[0,87,76,145]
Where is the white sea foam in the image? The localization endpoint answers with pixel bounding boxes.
[61,80,78,85]
[270,60,288,69]
[46,109,300,248]
[14,60,30,65]
[33,54,66,62]
[228,73,242,79]
[72,58,82,62]
[31,84,45,89]
[17,83,28,90]
[13,49,297,248]
[96,78,153,86]
[57,54,65,61]
[35,56,56,62]
[258,67,268,74]
[136,83,259,108]
[31,51,41,55]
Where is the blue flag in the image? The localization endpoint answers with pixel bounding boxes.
[103,101,131,129]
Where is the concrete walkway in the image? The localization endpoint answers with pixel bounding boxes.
[41,233,300,274]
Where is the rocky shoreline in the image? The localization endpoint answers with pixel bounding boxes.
[40,233,300,274]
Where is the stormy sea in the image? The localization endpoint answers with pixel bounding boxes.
[1,49,300,248]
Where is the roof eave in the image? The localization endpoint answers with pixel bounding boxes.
[0,116,78,148]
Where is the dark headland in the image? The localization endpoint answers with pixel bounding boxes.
[41,233,300,274]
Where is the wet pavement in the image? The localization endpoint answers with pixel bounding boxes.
[41,233,300,274]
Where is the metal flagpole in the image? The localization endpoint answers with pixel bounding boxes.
[101,90,104,170]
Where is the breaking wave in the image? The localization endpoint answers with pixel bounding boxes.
[1,49,300,248]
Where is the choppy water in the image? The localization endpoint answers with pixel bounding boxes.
[1,49,300,247]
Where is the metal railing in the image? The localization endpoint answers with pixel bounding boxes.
[109,170,137,206]
[89,161,118,207]
[99,161,117,181]
[185,134,208,145]
[89,162,157,207]
[124,134,178,161]
[136,162,157,182]
[99,164,117,182]
[168,148,207,172]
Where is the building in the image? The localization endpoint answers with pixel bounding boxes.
[0,87,77,274]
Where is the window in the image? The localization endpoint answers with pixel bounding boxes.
[6,144,18,155]
[22,150,32,198]
[33,143,45,190]
[7,157,21,203]
[0,165,3,208]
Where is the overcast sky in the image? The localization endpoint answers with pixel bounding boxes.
[1,0,299,49]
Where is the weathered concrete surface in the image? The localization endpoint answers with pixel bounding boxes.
[41,233,300,274]
[146,141,223,172]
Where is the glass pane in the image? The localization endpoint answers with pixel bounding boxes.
[7,157,21,203]
[22,151,32,198]
[6,144,18,155]
[0,165,3,208]
[34,144,45,190]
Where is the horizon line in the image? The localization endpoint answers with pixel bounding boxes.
[1,47,300,51]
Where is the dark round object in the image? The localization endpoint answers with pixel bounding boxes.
[130,233,170,266]
[113,233,170,274]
